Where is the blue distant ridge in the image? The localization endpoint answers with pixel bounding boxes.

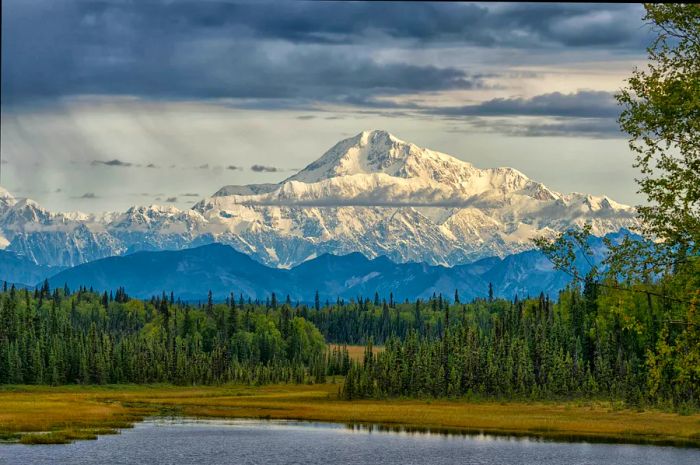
[39,230,636,301]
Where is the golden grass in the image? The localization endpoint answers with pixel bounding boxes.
[328,344,383,361]
[19,428,120,445]
[1,383,699,447]
[0,386,153,443]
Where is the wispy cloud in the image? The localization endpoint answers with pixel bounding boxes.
[425,90,624,139]
[91,159,133,167]
[450,116,623,139]
[430,91,619,119]
[251,164,280,173]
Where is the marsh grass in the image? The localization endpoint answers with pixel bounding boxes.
[1,384,699,447]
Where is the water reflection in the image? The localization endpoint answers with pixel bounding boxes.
[341,422,698,447]
[1,419,698,465]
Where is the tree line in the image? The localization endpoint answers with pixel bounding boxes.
[0,283,351,386]
[306,290,471,344]
[1,259,697,413]
[342,263,699,410]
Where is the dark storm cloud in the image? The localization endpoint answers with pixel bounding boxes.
[2,1,480,105]
[251,165,280,173]
[432,91,619,119]
[48,2,647,48]
[477,3,648,48]
[91,159,133,167]
[227,165,242,171]
[165,197,178,202]
[1,1,647,107]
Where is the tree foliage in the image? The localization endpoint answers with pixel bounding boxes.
[526,5,700,409]
[344,268,700,409]
[615,4,700,276]
[0,286,348,386]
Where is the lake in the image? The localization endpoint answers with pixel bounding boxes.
[1,419,699,465]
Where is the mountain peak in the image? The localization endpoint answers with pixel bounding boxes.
[357,129,401,145]
[0,186,17,210]
[286,129,473,184]
[0,133,637,273]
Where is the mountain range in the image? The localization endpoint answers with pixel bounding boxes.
[44,234,618,302]
[0,130,637,278]
[0,250,65,288]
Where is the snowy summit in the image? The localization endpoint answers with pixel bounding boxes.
[0,130,637,268]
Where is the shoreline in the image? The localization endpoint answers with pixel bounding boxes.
[1,384,699,448]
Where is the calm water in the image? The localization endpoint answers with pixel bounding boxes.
[1,419,699,465]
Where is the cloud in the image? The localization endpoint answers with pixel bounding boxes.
[146,163,158,168]
[251,165,280,173]
[227,165,242,171]
[1,0,649,124]
[197,164,209,169]
[165,196,177,202]
[425,90,625,139]
[430,91,619,119]
[76,192,98,199]
[28,2,646,49]
[452,116,623,139]
[91,159,132,167]
[513,118,623,139]
[181,193,199,197]
[2,1,489,106]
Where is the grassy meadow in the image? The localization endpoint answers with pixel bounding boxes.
[1,382,699,447]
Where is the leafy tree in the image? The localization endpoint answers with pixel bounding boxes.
[613,4,700,279]
[535,4,699,297]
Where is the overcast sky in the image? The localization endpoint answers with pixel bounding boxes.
[1,1,653,212]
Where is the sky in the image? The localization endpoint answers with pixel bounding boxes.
[1,1,653,213]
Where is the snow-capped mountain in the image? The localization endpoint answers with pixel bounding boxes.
[0,130,638,269]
